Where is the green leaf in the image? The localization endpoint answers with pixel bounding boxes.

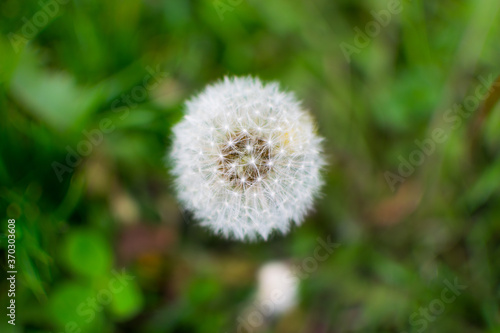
[62,229,113,278]
[48,282,104,332]
[9,48,103,131]
[465,157,500,209]
[109,279,144,320]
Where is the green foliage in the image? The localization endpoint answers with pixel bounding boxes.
[0,0,499,332]
[62,229,113,278]
[110,280,144,320]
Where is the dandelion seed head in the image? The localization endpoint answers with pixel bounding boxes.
[169,76,325,241]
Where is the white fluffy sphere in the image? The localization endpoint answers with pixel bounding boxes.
[169,76,325,241]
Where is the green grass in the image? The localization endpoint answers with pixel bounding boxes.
[1,0,500,332]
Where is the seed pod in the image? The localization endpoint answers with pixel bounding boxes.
[169,76,325,241]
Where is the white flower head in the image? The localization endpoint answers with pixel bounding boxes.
[256,261,298,315]
[169,76,325,241]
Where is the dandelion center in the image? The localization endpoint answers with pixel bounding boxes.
[219,131,273,188]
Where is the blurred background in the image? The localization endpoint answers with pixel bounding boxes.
[1,0,500,332]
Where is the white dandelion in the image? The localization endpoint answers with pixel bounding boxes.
[256,261,298,315]
[169,76,325,241]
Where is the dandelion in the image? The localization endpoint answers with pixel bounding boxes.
[169,76,325,241]
[256,261,298,315]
